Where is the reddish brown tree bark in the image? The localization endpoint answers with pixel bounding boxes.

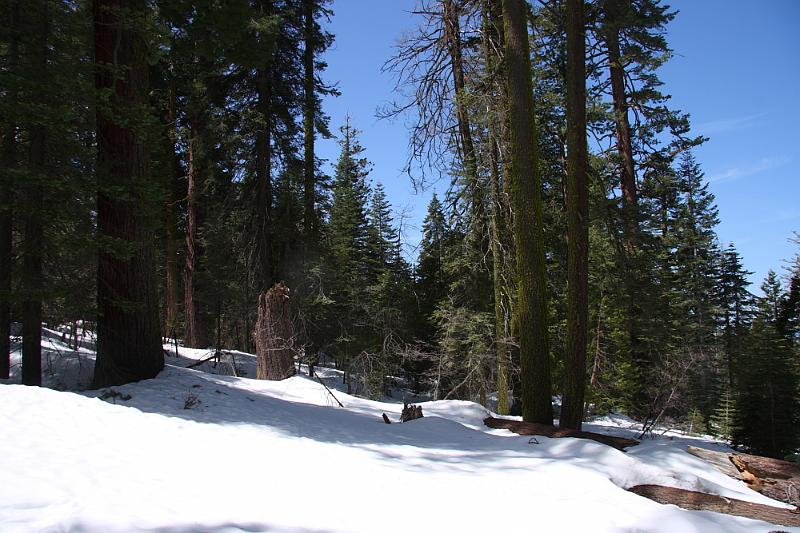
[254,283,295,380]
[93,0,164,387]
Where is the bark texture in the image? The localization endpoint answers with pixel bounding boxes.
[560,0,589,430]
[163,75,180,336]
[302,0,316,239]
[254,282,295,380]
[687,445,800,506]
[93,0,164,387]
[502,0,553,424]
[629,485,800,527]
[0,0,19,380]
[183,128,205,348]
[255,0,274,291]
[481,0,511,416]
[484,417,639,450]
[21,0,48,387]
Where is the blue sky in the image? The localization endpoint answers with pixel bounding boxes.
[316,0,799,290]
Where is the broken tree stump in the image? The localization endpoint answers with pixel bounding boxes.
[687,445,800,506]
[629,484,800,528]
[253,283,296,381]
[483,417,639,451]
[401,403,423,422]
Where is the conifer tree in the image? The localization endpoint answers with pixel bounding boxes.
[733,273,800,458]
[560,0,590,430]
[93,0,164,387]
[503,0,553,424]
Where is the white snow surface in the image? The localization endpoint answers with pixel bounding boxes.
[1,338,797,532]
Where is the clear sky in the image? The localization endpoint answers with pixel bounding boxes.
[316,0,799,290]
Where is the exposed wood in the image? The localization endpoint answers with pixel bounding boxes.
[382,413,392,424]
[484,417,639,451]
[686,446,742,479]
[686,445,800,506]
[629,484,800,528]
[254,282,295,380]
[401,403,424,423]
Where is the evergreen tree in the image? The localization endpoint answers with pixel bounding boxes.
[328,118,373,375]
[93,0,164,387]
[717,244,754,388]
[415,194,449,345]
[733,273,800,458]
[503,0,553,424]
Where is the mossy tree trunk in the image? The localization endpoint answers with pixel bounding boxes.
[502,0,553,425]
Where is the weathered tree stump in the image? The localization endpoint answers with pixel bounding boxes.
[401,403,423,422]
[253,283,296,381]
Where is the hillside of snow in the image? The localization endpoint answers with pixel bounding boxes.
[1,334,797,532]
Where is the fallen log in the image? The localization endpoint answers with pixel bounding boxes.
[687,446,800,505]
[483,417,639,451]
[629,484,800,528]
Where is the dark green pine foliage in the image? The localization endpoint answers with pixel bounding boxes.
[733,272,800,458]
[717,244,754,388]
[672,151,722,419]
[415,194,450,346]
[0,0,95,384]
[328,120,373,375]
[366,182,413,343]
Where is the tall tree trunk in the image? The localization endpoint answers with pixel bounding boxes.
[302,0,316,240]
[482,0,510,415]
[255,0,274,291]
[0,0,20,380]
[93,0,164,387]
[443,0,479,187]
[603,8,637,253]
[560,0,589,430]
[502,0,553,425]
[183,129,205,348]
[603,0,647,411]
[21,0,48,387]
[163,73,180,337]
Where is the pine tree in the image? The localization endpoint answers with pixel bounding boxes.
[733,273,800,458]
[93,0,164,387]
[503,0,553,424]
[415,194,450,345]
[560,0,590,430]
[328,118,373,373]
[717,244,754,388]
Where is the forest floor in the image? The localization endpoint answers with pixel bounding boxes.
[1,330,797,532]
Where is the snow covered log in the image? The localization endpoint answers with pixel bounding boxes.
[254,283,296,381]
[629,484,800,527]
[483,417,639,450]
[687,445,800,505]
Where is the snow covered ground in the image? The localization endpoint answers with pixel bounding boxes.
[1,335,797,532]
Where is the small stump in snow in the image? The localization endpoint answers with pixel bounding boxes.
[401,402,423,422]
[253,282,296,381]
